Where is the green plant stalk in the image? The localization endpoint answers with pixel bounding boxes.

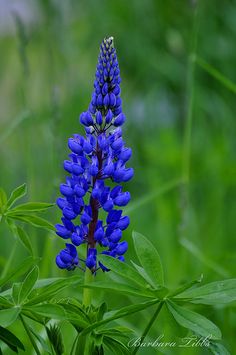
[70,333,79,355]
[82,267,93,307]
[182,1,200,183]
[132,301,164,355]
[20,314,41,355]
[196,56,236,95]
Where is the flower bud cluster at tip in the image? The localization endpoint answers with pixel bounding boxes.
[55,37,133,273]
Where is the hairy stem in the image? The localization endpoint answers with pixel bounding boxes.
[132,302,163,355]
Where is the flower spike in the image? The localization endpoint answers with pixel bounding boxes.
[55,37,133,273]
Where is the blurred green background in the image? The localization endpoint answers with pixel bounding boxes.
[0,0,236,354]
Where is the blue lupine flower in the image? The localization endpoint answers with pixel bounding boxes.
[56,244,79,270]
[55,37,133,273]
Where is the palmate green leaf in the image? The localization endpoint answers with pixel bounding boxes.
[98,255,149,289]
[25,304,66,320]
[0,256,39,288]
[175,279,236,305]
[81,299,159,336]
[166,300,222,340]
[132,231,164,287]
[7,202,55,214]
[7,214,54,231]
[16,226,33,255]
[6,183,27,209]
[18,266,39,304]
[0,307,21,327]
[26,275,83,305]
[81,281,156,299]
[0,325,25,352]
[18,309,45,325]
[0,296,13,308]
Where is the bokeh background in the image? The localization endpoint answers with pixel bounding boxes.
[0,0,236,354]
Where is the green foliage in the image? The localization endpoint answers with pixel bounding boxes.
[166,300,222,340]
[17,266,39,305]
[0,256,39,288]
[46,324,64,355]
[0,192,235,353]
[0,307,20,327]
[175,279,236,305]
[0,326,25,353]
[6,183,27,209]
[0,184,54,237]
[16,225,34,255]
[1,224,235,353]
[98,254,152,289]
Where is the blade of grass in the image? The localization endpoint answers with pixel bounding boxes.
[180,238,230,278]
[0,110,30,144]
[195,56,236,95]
[124,177,183,214]
[182,1,200,182]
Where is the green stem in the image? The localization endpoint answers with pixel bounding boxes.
[82,267,93,307]
[70,333,79,355]
[182,0,200,183]
[132,302,163,355]
[20,314,41,355]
